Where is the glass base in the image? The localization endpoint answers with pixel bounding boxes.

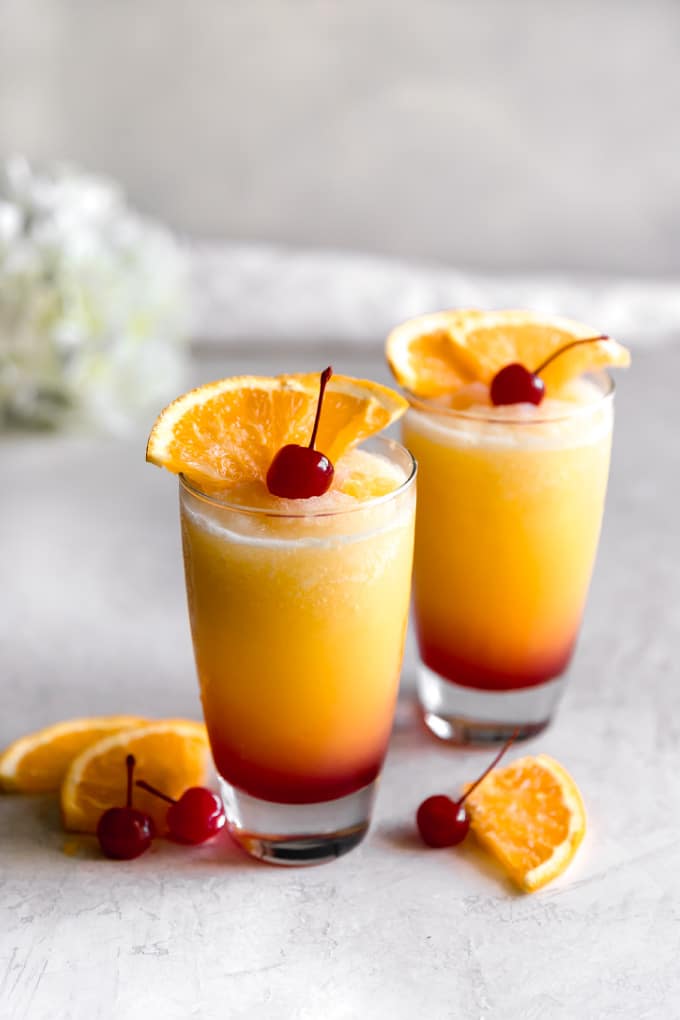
[417,662,565,745]
[219,777,376,866]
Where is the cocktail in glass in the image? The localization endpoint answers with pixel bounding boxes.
[403,374,614,744]
[180,438,416,863]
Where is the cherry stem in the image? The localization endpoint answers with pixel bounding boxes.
[135,778,177,805]
[457,728,519,806]
[309,366,333,450]
[533,336,608,377]
[125,754,135,809]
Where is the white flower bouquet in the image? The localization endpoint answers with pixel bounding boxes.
[0,157,188,432]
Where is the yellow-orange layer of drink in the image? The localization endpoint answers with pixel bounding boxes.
[180,442,416,804]
[403,377,613,690]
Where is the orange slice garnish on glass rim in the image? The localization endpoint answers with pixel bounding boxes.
[386,308,630,398]
[146,373,408,488]
[0,716,147,793]
[385,310,482,397]
[464,753,586,892]
[60,720,210,834]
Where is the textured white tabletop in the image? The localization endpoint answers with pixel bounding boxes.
[2,338,679,1020]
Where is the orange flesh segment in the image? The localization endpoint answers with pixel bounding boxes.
[464,754,586,892]
[386,310,483,397]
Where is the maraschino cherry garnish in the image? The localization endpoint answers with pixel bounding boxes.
[490,363,545,406]
[416,730,518,848]
[96,754,155,860]
[136,779,225,844]
[490,335,608,407]
[266,366,335,498]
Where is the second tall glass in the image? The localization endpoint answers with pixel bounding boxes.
[403,374,614,744]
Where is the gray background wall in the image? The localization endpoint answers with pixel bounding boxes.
[1,0,679,275]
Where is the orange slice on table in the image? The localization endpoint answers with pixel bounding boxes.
[60,719,210,834]
[464,754,586,892]
[387,308,630,397]
[146,373,408,488]
[0,716,147,793]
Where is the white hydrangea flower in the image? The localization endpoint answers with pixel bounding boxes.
[0,157,189,432]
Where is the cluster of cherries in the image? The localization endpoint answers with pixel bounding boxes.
[96,755,225,860]
[489,335,607,406]
[416,731,518,848]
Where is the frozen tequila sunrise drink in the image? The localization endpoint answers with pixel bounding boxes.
[387,309,630,744]
[147,370,415,863]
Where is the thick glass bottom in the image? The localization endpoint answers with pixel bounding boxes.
[417,661,565,745]
[219,776,376,865]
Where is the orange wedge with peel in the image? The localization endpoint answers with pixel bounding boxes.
[0,716,147,793]
[446,309,630,391]
[60,719,210,834]
[464,754,586,892]
[387,309,630,397]
[386,310,483,397]
[146,373,408,488]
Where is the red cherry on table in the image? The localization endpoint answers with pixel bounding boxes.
[266,366,335,498]
[97,807,155,860]
[167,788,225,844]
[136,780,225,844]
[416,731,518,849]
[97,755,155,860]
[417,795,470,847]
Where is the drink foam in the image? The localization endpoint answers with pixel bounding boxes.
[406,377,613,451]
[181,446,414,550]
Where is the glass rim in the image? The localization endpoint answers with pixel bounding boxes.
[179,435,417,519]
[401,370,615,425]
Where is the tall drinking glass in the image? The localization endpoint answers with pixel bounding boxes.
[403,374,614,744]
[179,437,416,864]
